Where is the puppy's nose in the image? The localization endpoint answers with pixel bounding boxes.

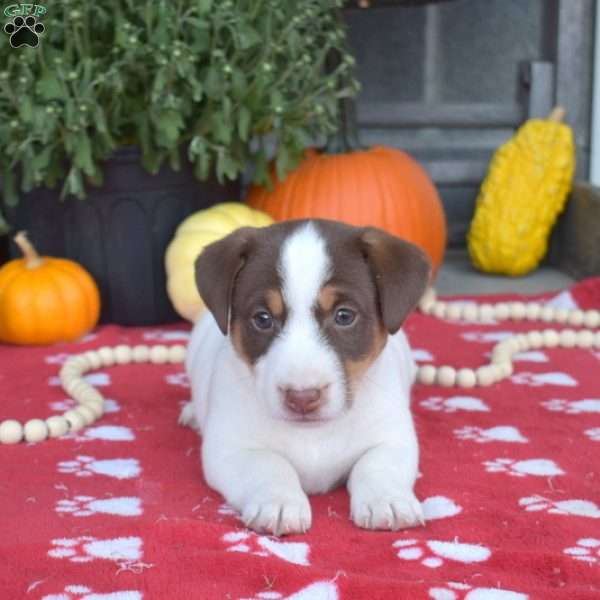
[284,387,322,414]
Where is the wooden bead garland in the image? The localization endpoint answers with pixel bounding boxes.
[415,288,600,390]
[1,284,599,444]
[0,344,187,444]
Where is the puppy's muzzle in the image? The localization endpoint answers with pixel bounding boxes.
[281,386,327,415]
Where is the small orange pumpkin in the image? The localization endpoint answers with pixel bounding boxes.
[0,232,101,345]
[246,146,447,273]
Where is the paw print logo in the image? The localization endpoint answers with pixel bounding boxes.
[56,495,142,517]
[429,581,527,599]
[542,398,600,414]
[4,15,44,48]
[511,371,577,387]
[420,396,490,413]
[42,585,142,600]
[57,455,141,479]
[455,425,528,444]
[393,538,490,568]
[563,538,600,563]
[520,495,600,518]
[483,457,564,477]
[222,531,310,566]
[585,427,600,442]
[48,536,142,563]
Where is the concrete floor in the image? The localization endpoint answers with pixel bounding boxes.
[435,249,574,296]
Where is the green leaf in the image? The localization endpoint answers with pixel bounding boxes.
[73,135,95,176]
[2,167,18,208]
[231,69,247,100]
[154,110,184,147]
[204,67,222,99]
[36,72,63,100]
[237,105,251,142]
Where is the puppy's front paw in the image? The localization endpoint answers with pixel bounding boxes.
[241,492,312,536]
[350,490,424,531]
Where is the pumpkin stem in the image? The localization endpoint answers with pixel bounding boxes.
[548,106,566,122]
[14,231,43,269]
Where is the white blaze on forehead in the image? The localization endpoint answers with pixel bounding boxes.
[279,222,331,314]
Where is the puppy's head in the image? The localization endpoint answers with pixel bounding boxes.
[195,219,430,424]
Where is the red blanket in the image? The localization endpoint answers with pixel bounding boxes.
[1,279,600,600]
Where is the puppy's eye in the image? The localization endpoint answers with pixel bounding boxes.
[252,310,273,331]
[334,307,356,327]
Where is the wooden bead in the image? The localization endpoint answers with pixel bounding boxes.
[46,415,70,438]
[583,310,600,329]
[494,303,510,320]
[516,334,529,352]
[64,409,86,432]
[509,302,526,320]
[419,287,436,309]
[594,332,600,347]
[476,366,495,386]
[437,366,456,387]
[79,388,104,405]
[554,308,569,324]
[150,345,169,364]
[506,336,521,353]
[462,304,478,322]
[66,379,89,398]
[567,310,584,327]
[446,303,463,321]
[576,330,594,348]
[84,350,102,370]
[491,345,511,364]
[418,365,437,385]
[81,398,104,418]
[132,345,150,362]
[497,362,513,378]
[525,302,541,320]
[0,419,24,444]
[559,329,577,348]
[70,355,90,372]
[420,300,435,314]
[24,419,48,443]
[526,331,544,348]
[432,302,447,319]
[114,344,133,364]
[168,344,186,363]
[74,405,96,426]
[479,304,495,321]
[98,346,115,366]
[540,306,555,322]
[543,329,559,347]
[456,368,476,388]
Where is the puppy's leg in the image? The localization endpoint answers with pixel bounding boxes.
[348,444,424,530]
[204,448,311,536]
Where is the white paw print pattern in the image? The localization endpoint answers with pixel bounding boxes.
[56,495,142,517]
[393,538,490,568]
[454,425,528,444]
[512,351,548,363]
[49,397,120,414]
[542,398,600,414]
[42,585,142,600]
[483,458,564,477]
[57,455,141,479]
[44,353,74,365]
[48,536,142,563]
[222,531,310,566]
[74,425,135,442]
[585,427,600,441]
[420,396,490,413]
[563,538,600,563]
[412,348,434,362]
[239,581,338,600]
[461,331,515,344]
[510,371,577,387]
[49,373,111,387]
[429,581,528,600]
[143,330,190,342]
[422,496,462,521]
[519,495,600,518]
[165,372,189,388]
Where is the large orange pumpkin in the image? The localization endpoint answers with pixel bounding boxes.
[246,146,447,273]
[0,232,101,345]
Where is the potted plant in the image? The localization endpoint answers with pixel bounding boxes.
[0,0,358,324]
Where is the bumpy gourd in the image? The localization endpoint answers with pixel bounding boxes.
[468,107,575,276]
[165,202,273,322]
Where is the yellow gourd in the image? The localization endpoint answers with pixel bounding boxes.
[467,107,575,276]
[165,202,273,322]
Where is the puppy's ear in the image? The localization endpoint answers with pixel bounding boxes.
[194,226,256,335]
[359,227,432,334]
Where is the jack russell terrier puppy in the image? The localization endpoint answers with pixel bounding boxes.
[180,218,431,536]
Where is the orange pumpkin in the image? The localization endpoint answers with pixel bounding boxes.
[0,232,101,345]
[246,146,447,273]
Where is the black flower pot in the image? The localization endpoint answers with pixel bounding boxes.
[7,147,240,325]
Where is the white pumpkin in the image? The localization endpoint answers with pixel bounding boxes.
[165,202,274,322]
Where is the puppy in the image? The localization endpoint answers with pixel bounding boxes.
[180,219,430,535]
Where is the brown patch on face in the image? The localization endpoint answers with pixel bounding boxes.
[344,322,387,390]
[265,289,284,320]
[318,285,338,313]
[230,319,253,368]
